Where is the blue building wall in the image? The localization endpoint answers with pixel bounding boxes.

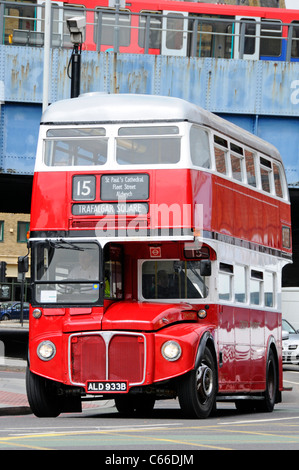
[1,45,299,185]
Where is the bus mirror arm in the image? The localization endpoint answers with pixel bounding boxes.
[200,259,211,277]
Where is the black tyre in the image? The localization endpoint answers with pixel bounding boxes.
[26,368,61,418]
[115,395,155,416]
[135,395,156,416]
[114,395,135,415]
[257,349,277,412]
[178,348,217,418]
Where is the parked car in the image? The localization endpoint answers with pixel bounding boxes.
[282,319,299,365]
[0,302,29,321]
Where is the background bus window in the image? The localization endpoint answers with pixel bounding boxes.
[260,20,282,57]
[190,126,211,168]
[250,269,263,305]
[243,20,256,55]
[218,262,233,301]
[138,12,162,50]
[245,150,257,187]
[95,9,131,48]
[291,22,299,59]
[165,13,185,50]
[195,21,213,58]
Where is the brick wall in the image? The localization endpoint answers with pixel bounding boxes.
[0,212,30,278]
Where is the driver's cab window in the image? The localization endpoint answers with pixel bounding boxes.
[104,245,123,299]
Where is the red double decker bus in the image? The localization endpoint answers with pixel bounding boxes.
[25,93,292,418]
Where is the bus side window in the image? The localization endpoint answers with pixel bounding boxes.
[260,157,272,193]
[264,271,275,308]
[190,126,211,168]
[245,150,257,187]
[250,269,263,305]
[214,135,228,175]
[234,265,246,303]
[230,142,244,182]
[104,245,123,300]
[273,162,284,198]
[218,262,233,301]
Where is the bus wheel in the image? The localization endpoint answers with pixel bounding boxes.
[257,349,277,413]
[135,395,156,416]
[114,395,135,415]
[178,348,217,419]
[26,368,61,418]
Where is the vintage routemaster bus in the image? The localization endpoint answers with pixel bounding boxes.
[25,93,292,418]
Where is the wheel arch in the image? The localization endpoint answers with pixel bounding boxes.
[194,331,218,390]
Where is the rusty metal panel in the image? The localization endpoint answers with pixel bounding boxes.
[112,54,158,95]
[208,59,261,114]
[157,56,209,107]
[53,50,111,101]
[2,46,299,119]
[260,61,299,116]
[4,46,44,102]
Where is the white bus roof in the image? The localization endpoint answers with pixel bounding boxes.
[42,93,282,163]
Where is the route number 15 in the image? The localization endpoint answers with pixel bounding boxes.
[72,175,96,201]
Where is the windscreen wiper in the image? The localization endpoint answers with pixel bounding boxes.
[46,239,84,251]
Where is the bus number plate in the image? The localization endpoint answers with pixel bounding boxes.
[86,381,128,393]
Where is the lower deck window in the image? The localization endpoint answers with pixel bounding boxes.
[142,260,208,300]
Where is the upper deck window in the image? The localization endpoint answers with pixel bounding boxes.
[260,157,272,193]
[214,135,228,174]
[230,142,244,182]
[190,125,211,168]
[116,126,180,165]
[245,150,257,187]
[44,128,107,166]
[273,162,284,198]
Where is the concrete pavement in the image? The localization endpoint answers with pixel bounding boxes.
[0,321,114,416]
[0,358,30,415]
[0,357,114,416]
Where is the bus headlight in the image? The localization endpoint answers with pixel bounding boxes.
[161,341,182,361]
[37,341,56,361]
[32,308,42,319]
